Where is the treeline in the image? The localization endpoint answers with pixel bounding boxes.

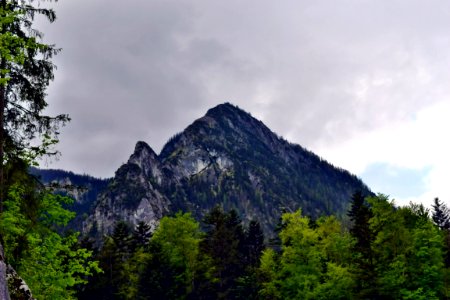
[78,208,265,299]
[77,194,450,300]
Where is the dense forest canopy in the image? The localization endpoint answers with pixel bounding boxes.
[75,196,450,300]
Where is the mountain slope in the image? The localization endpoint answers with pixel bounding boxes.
[85,103,371,237]
[29,167,110,231]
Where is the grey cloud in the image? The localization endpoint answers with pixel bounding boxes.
[37,0,450,177]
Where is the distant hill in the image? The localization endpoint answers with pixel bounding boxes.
[81,103,372,239]
[29,167,110,231]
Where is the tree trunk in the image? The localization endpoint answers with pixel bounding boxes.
[0,83,4,213]
[0,0,6,213]
[0,1,9,297]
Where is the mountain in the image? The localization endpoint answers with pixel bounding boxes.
[83,103,372,238]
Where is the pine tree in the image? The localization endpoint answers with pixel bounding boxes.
[245,220,265,268]
[432,198,450,230]
[112,221,132,260]
[236,219,265,300]
[347,191,376,298]
[201,206,246,299]
[131,221,152,251]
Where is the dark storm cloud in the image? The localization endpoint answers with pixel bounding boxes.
[37,0,450,177]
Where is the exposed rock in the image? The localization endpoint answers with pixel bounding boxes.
[83,142,170,240]
[29,167,110,232]
[0,242,10,300]
[6,265,34,300]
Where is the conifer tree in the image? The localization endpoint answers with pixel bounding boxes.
[245,220,265,267]
[432,197,450,230]
[347,191,376,298]
[201,206,247,299]
[131,221,152,251]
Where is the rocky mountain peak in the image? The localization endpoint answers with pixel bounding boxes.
[127,141,162,184]
[204,102,246,118]
[82,102,371,239]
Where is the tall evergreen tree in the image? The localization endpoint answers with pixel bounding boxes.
[347,191,376,298]
[432,197,450,230]
[244,220,265,268]
[112,221,132,260]
[131,221,152,251]
[201,206,246,299]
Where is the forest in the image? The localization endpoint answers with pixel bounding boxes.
[3,181,450,299]
[65,195,450,299]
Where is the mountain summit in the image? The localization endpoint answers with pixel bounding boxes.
[84,103,371,237]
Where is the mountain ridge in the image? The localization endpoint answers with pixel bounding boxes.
[36,103,372,239]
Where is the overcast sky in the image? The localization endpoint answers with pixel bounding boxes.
[38,0,450,207]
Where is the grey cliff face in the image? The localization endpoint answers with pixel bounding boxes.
[0,243,10,300]
[83,142,170,239]
[129,141,164,185]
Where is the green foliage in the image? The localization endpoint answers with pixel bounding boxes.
[363,195,445,299]
[0,184,101,299]
[151,212,203,294]
[137,212,211,299]
[259,210,355,300]
[80,196,450,300]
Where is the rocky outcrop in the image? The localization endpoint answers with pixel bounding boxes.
[0,242,10,300]
[29,167,110,232]
[6,265,34,300]
[0,242,35,300]
[83,142,170,239]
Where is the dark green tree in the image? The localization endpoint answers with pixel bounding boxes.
[431,197,450,295]
[78,222,132,300]
[235,219,265,300]
[347,191,376,298]
[112,221,132,260]
[137,241,183,300]
[432,197,450,230]
[131,221,152,251]
[245,220,265,267]
[200,207,246,299]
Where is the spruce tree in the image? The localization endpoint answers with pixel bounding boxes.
[245,220,265,268]
[431,197,450,273]
[201,207,246,299]
[432,197,450,230]
[347,191,376,298]
[131,221,152,251]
